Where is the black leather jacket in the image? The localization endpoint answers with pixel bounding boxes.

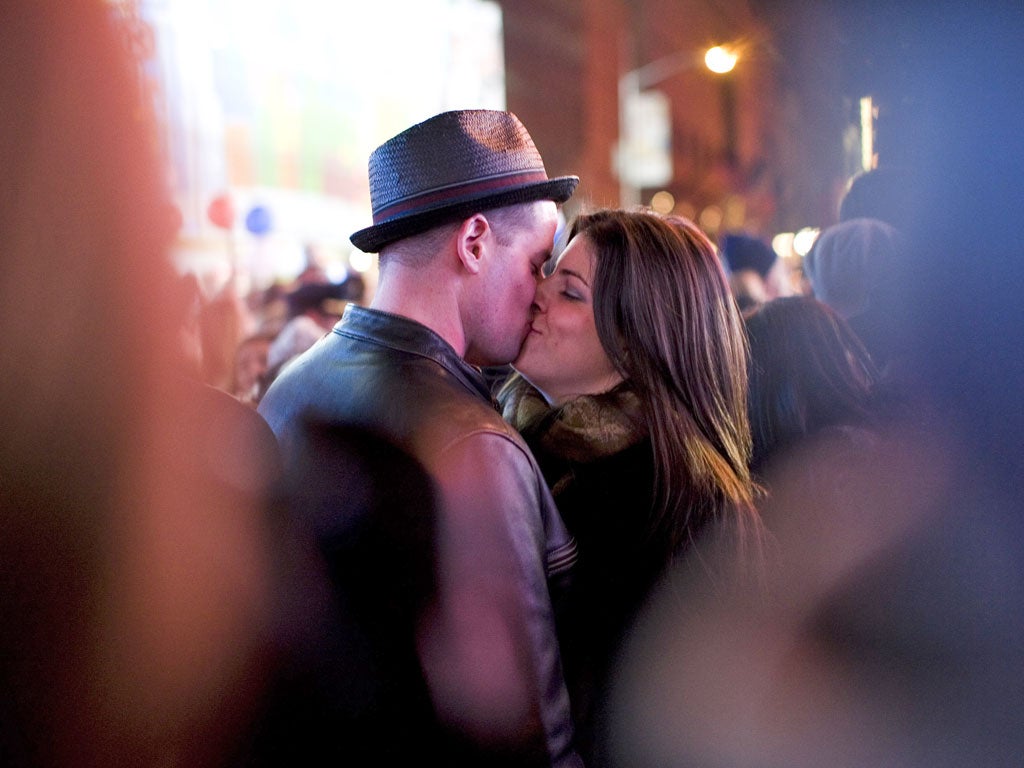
[258,305,582,767]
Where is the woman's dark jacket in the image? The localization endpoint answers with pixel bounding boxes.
[502,382,673,765]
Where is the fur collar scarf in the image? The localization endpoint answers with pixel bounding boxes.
[502,379,648,463]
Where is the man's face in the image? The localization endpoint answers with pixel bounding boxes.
[465,201,558,367]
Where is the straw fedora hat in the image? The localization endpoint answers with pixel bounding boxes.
[350,110,579,253]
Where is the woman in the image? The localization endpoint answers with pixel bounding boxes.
[499,208,764,764]
[744,295,881,474]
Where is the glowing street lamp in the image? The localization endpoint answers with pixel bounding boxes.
[704,45,738,74]
[617,43,743,206]
[703,45,740,167]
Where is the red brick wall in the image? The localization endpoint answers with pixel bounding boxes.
[498,0,848,233]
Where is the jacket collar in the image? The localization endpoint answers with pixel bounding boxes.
[335,304,494,403]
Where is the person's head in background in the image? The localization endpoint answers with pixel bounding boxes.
[262,275,368,386]
[350,110,578,368]
[282,275,365,334]
[514,208,758,554]
[232,332,275,405]
[838,166,913,231]
[295,242,330,286]
[803,217,904,372]
[720,232,787,316]
[249,282,291,337]
[744,296,881,473]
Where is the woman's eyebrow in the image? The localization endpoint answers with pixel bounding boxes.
[557,267,590,287]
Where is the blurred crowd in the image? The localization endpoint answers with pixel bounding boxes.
[183,172,895,420]
[179,261,366,407]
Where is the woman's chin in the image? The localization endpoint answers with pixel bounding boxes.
[510,351,531,375]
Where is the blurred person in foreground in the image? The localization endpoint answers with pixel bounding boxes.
[233,421,445,767]
[604,3,1024,766]
[258,110,583,767]
[499,209,767,766]
[0,2,289,766]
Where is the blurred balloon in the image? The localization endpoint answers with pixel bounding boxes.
[245,205,272,236]
[207,193,235,229]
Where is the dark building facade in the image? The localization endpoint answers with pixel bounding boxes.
[498,0,903,237]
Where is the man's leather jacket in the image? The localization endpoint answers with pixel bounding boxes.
[258,304,582,767]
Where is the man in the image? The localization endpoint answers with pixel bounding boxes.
[258,110,582,766]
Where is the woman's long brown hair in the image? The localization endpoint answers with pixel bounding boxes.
[569,209,764,578]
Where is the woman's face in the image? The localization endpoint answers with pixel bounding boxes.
[514,233,623,405]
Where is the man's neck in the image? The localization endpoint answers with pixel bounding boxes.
[370,275,467,358]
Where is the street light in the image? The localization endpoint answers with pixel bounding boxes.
[705,44,740,168]
[616,45,741,206]
[704,45,738,74]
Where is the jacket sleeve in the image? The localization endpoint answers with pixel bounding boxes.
[419,429,583,768]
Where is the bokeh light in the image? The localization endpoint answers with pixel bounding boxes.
[772,232,795,259]
[349,249,375,274]
[792,226,820,256]
[705,45,738,74]
[699,205,723,233]
[650,190,676,214]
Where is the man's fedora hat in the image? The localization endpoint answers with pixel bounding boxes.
[350,110,579,253]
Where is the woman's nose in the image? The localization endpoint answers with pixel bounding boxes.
[532,279,551,312]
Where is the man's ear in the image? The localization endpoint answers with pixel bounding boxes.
[455,213,491,275]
